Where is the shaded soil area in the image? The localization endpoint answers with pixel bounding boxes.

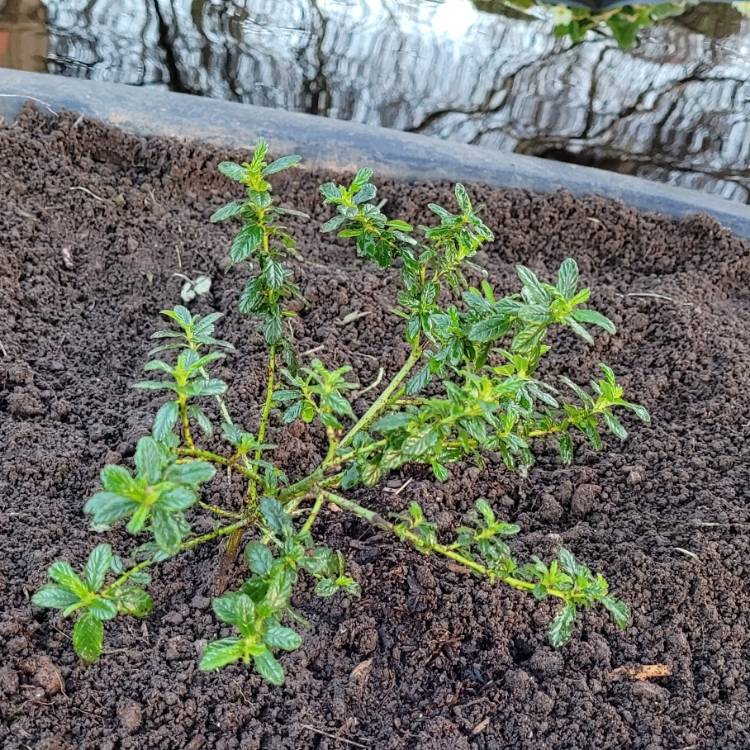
[1,108,750,750]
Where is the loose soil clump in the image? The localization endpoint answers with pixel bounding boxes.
[1,108,749,749]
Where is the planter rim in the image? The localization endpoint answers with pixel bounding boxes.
[2,68,749,238]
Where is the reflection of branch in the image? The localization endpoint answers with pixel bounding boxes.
[153,0,191,93]
[406,41,600,134]
[299,0,330,116]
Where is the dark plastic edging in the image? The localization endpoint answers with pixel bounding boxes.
[2,69,750,238]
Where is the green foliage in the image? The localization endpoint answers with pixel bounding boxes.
[275,358,358,431]
[34,146,649,688]
[84,436,215,554]
[214,140,304,345]
[33,544,152,662]
[544,1,687,48]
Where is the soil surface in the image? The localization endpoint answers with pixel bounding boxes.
[1,107,750,750]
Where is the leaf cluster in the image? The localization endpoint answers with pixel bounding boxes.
[33,544,152,662]
[213,140,304,345]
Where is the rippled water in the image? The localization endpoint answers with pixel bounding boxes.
[2,0,750,201]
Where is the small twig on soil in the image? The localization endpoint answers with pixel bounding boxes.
[357,367,384,397]
[673,547,699,560]
[338,310,372,325]
[0,338,8,358]
[622,291,693,306]
[383,478,413,496]
[69,186,110,203]
[0,94,58,115]
[299,724,369,748]
[302,344,325,356]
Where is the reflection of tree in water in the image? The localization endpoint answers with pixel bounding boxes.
[40,0,750,201]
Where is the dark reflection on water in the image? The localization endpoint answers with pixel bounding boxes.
[2,0,750,202]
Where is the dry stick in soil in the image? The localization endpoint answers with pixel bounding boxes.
[32,142,649,685]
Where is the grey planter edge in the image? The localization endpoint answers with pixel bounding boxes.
[2,68,749,238]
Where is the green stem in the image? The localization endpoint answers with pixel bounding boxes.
[247,343,277,505]
[103,520,248,596]
[177,447,257,481]
[178,395,194,449]
[198,501,243,519]
[319,491,569,601]
[336,346,422,452]
[298,494,326,537]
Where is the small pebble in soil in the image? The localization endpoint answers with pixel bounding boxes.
[8,390,45,417]
[570,483,601,517]
[118,698,143,732]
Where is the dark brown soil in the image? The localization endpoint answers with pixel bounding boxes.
[2,107,750,750]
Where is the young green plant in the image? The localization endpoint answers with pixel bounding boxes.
[33,142,648,683]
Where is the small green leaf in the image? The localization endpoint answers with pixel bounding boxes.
[153,400,179,441]
[558,433,573,464]
[264,626,302,652]
[602,596,631,629]
[244,541,274,576]
[134,437,163,483]
[32,585,81,609]
[572,308,616,334]
[556,258,579,298]
[199,638,244,671]
[262,154,301,176]
[100,465,134,494]
[83,544,112,592]
[116,587,153,617]
[603,411,628,440]
[212,592,255,631]
[253,647,285,685]
[260,497,290,537]
[210,201,244,223]
[548,602,577,647]
[159,486,197,512]
[150,507,184,555]
[218,161,247,182]
[72,613,104,663]
[84,492,136,528]
[164,461,215,486]
[48,561,88,596]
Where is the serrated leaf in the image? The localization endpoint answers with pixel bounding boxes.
[264,625,302,652]
[199,638,244,671]
[84,492,136,528]
[548,602,576,647]
[556,258,579,298]
[83,544,112,592]
[32,585,81,609]
[150,507,184,555]
[253,647,285,685]
[231,225,263,262]
[210,201,244,223]
[263,154,301,175]
[260,497,291,537]
[516,265,549,305]
[218,161,247,182]
[116,587,153,617]
[134,437,163,483]
[469,315,512,343]
[602,596,631,628]
[212,592,255,631]
[572,308,616,335]
[164,461,215,486]
[244,541,274,576]
[153,400,179,441]
[100,465,134,495]
[73,612,104,663]
[159,486,197,512]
